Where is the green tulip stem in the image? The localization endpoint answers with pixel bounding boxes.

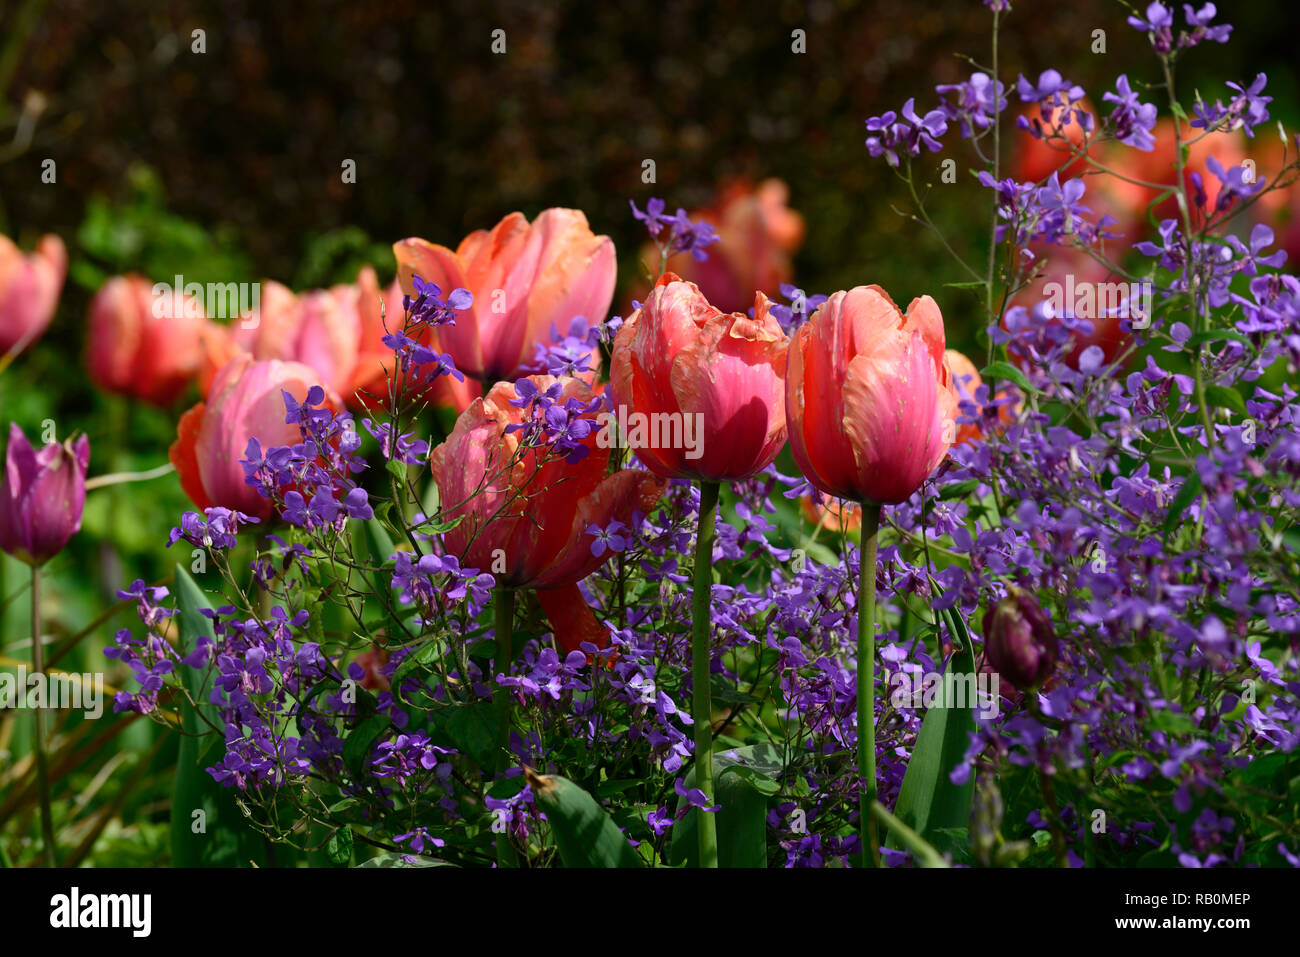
[493,585,515,771]
[31,564,56,867]
[691,480,721,868]
[857,501,883,868]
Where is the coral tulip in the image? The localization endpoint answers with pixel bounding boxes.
[429,375,664,653]
[0,234,66,356]
[393,208,616,383]
[86,274,208,406]
[0,424,90,566]
[609,273,789,482]
[170,357,334,518]
[786,285,959,506]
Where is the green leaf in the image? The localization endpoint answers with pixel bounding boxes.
[440,702,500,769]
[943,281,988,291]
[1185,329,1251,349]
[1204,384,1248,418]
[355,853,455,868]
[325,827,354,867]
[939,479,981,501]
[343,715,391,782]
[1162,474,1203,544]
[361,517,395,563]
[386,458,408,481]
[888,605,976,849]
[670,743,783,868]
[980,361,1038,394]
[527,770,643,868]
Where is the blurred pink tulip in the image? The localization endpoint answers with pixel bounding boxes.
[786,285,958,505]
[0,235,66,357]
[170,357,336,518]
[651,179,805,314]
[86,274,208,406]
[393,208,616,383]
[610,273,789,481]
[0,423,90,566]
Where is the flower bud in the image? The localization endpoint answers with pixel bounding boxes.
[981,588,1059,690]
[0,424,90,566]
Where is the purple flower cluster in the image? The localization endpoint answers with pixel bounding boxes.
[506,377,603,464]
[630,198,720,262]
[241,386,373,533]
[864,99,949,167]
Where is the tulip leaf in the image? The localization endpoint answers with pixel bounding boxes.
[526,770,643,868]
[669,743,781,868]
[171,565,273,867]
[355,852,456,868]
[980,361,1038,395]
[887,604,976,853]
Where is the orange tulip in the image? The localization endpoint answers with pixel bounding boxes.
[86,275,208,406]
[429,375,664,653]
[170,357,336,518]
[393,208,616,383]
[609,273,788,482]
[786,286,958,505]
[0,234,66,356]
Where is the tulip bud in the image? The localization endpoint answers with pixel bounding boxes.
[0,424,90,566]
[981,588,1059,690]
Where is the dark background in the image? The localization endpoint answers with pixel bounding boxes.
[2,0,1297,342]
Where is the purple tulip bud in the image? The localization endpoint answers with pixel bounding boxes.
[0,423,90,566]
[981,588,1059,690]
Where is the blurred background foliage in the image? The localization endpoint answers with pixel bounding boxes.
[0,0,1297,866]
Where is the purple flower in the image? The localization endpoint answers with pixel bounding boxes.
[1103,75,1158,151]
[936,72,1006,139]
[865,98,948,167]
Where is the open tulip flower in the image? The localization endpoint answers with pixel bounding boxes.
[785,283,957,867]
[0,234,66,358]
[430,375,664,654]
[787,285,959,506]
[171,356,338,519]
[394,208,616,384]
[0,423,90,566]
[610,273,789,482]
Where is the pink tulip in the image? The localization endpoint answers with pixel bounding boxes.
[223,280,361,398]
[0,234,66,356]
[0,424,90,566]
[430,375,664,654]
[393,208,616,382]
[170,357,335,518]
[610,273,789,481]
[786,285,959,505]
[86,274,208,406]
